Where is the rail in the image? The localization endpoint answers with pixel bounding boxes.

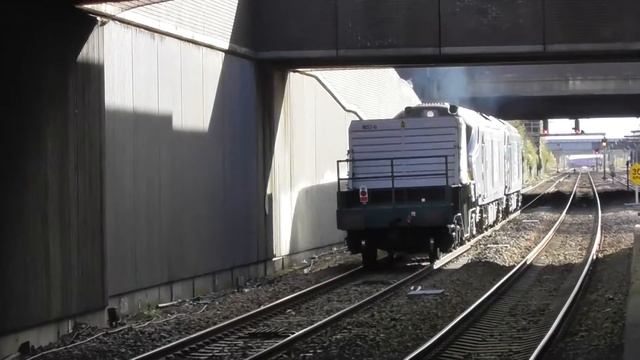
[130,267,363,360]
[132,174,568,360]
[248,175,570,359]
[530,171,602,358]
[404,172,601,359]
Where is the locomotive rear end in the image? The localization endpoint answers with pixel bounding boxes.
[336,104,470,265]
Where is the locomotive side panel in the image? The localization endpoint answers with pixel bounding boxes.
[504,123,524,195]
[462,110,507,206]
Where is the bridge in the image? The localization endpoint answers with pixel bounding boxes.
[542,134,628,170]
[399,63,640,119]
[77,1,640,120]
[542,134,610,155]
[80,0,640,66]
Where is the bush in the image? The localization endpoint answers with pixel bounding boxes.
[511,121,555,181]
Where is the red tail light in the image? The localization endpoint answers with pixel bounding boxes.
[359,186,369,204]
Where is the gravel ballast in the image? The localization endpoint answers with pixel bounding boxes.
[26,175,602,360]
[274,187,573,359]
[426,179,596,360]
[28,248,361,360]
[544,180,635,360]
[171,266,420,360]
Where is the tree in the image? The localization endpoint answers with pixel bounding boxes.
[512,121,555,180]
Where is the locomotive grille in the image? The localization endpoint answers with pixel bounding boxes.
[347,117,459,190]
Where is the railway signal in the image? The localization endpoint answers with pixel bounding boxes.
[602,137,608,179]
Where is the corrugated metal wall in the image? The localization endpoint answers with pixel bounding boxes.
[269,74,353,256]
[0,8,423,333]
[0,5,105,334]
[104,22,263,296]
[269,70,419,257]
[102,19,420,294]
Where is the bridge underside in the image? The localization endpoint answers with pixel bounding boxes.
[257,0,640,67]
[80,0,640,67]
[397,62,640,120]
[462,94,640,120]
[75,1,640,120]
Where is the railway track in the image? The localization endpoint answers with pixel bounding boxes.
[521,172,566,194]
[132,175,568,360]
[404,171,602,360]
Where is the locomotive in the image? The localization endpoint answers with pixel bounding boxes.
[336,103,523,266]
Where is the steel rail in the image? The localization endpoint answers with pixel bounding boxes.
[131,266,364,360]
[529,171,602,359]
[246,222,510,360]
[520,174,569,213]
[405,174,602,359]
[522,172,566,194]
[133,174,568,360]
[246,175,571,359]
[404,172,583,360]
[245,264,435,360]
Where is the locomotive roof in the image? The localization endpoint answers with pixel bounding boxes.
[389,103,518,135]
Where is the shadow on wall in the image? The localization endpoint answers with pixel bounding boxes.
[105,94,268,296]
[265,70,355,258]
[288,182,344,255]
[104,9,287,296]
[0,5,105,335]
[102,0,359,299]
[105,84,264,296]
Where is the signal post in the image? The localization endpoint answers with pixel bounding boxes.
[629,163,640,205]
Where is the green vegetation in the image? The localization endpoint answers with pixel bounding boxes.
[539,140,556,170]
[511,121,556,183]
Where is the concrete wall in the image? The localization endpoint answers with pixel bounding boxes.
[103,21,266,297]
[253,0,443,57]
[440,0,542,52]
[253,0,640,60]
[545,0,640,50]
[0,5,105,335]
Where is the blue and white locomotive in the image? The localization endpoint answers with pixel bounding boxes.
[336,103,523,266]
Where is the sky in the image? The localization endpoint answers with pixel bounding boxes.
[549,118,640,139]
